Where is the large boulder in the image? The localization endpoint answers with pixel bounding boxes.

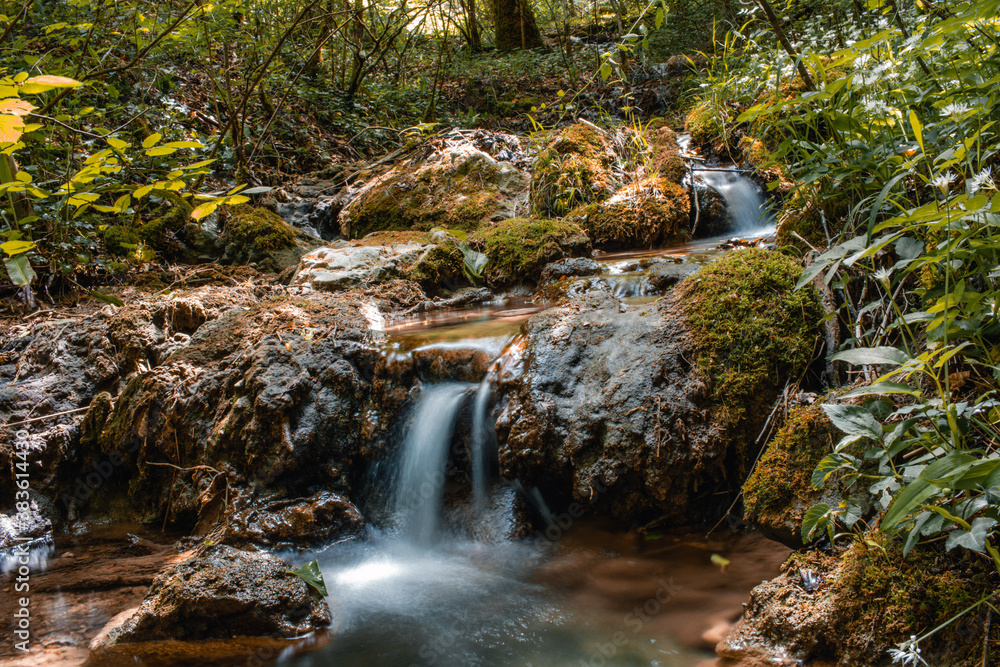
[103,545,331,643]
[470,218,592,287]
[293,243,434,291]
[530,123,623,217]
[339,141,529,239]
[493,249,823,525]
[226,491,365,549]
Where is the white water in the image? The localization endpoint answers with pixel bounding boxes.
[392,383,470,543]
[469,376,494,511]
[695,169,775,233]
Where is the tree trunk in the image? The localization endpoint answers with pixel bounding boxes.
[493,0,542,51]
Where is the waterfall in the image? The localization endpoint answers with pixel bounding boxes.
[695,169,774,233]
[392,383,470,543]
[469,376,494,511]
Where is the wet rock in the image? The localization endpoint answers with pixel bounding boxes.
[412,344,493,383]
[339,142,529,239]
[566,176,691,250]
[539,257,602,283]
[104,545,331,643]
[494,249,823,525]
[646,261,699,291]
[293,243,434,291]
[692,183,730,237]
[227,491,365,548]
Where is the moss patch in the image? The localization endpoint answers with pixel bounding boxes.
[743,401,837,544]
[224,206,297,256]
[566,176,691,250]
[471,218,591,286]
[530,123,620,217]
[833,536,998,666]
[351,230,429,247]
[675,248,823,473]
[404,243,469,292]
[103,225,140,257]
[647,123,686,183]
[684,99,729,150]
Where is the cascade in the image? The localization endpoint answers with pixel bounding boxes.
[695,168,774,233]
[469,376,495,511]
[392,383,470,543]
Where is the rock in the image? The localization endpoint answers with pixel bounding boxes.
[646,261,699,291]
[227,491,365,549]
[411,344,493,383]
[493,249,823,525]
[104,545,331,643]
[293,243,434,291]
[566,176,691,250]
[339,142,529,239]
[471,218,593,286]
[692,183,729,237]
[717,539,997,666]
[539,257,602,283]
[531,122,622,217]
[221,206,323,272]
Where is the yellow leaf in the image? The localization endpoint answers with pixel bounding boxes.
[225,195,250,206]
[133,184,154,199]
[142,132,162,149]
[24,75,82,87]
[0,99,35,117]
[0,114,24,143]
[106,137,129,151]
[191,201,218,221]
[1,240,36,256]
[145,146,177,157]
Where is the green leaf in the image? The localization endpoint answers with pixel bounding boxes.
[839,382,921,398]
[286,560,328,597]
[145,146,177,157]
[190,201,218,221]
[945,518,997,553]
[599,62,612,81]
[812,453,857,489]
[4,254,35,285]
[882,452,979,532]
[88,290,124,307]
[802,503,831,542]
[909,109,924,155]
[821,404,883,440]
[142,132,162,149]
[830,346,910,366]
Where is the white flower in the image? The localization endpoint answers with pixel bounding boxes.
[940,102,971,118]
[888,636,928,666]
[933,171,956,194]
[968,167,995,195]
[874,267,893,286]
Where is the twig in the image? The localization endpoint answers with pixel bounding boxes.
[1,406,92,429]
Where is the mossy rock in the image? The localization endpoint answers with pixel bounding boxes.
[684,100,729,152]
[743,401,838,547]
[340,147,528,239]
[103,225,140,257]
[470,218,592,287]
[646,122,686,183]
[566,176,691,250]
[404,243,470,292]
[676,248,824,475]
[737,136,791,190]
[530,123,621,217]
[832,536,998,665]
[223,206,318,272]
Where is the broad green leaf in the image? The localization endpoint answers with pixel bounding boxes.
[106,137,129,151]
[945,518,997,553]
[830,346,910,366]
[225,195,250,206]
[882,452,979,531]
[599,62,612,81]
[4,254,35,285]
[821,404,883,440]
[802,503,831,542]
[839,382,921,399]
[812,452,856,489]
[286,559,328,597]
[142,132,162,149]
[909,109,924,154]
[133,184,154,199]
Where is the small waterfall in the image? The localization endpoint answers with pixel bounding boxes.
[695,169,774,233]
[393,383,470,543]
[469,376,494,511]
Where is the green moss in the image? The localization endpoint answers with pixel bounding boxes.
[103,225,140,257]
[743,401,837,539]
[647,124,686,183]
[471,217,591,286]
[531,123,620,217]
[684,100,728,149]
[224,206,296,255]
[676,248,823,472]
[139,204,191,247]
[566,177,690,250]
[405,243,468,291]
[833,536,998,665]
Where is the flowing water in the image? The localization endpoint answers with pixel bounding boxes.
[694,169,775,233]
